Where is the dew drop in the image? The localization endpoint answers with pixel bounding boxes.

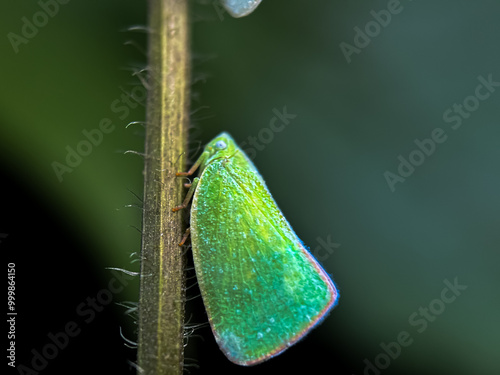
[221,0,262,18]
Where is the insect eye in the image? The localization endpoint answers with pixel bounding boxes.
[215,140,227,149]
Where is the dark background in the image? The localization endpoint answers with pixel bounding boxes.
[1,1,499,374]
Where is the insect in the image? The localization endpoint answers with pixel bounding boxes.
[221,0,262,18]
[173,132,339,365]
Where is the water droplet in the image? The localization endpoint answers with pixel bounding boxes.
[221,0,262,18]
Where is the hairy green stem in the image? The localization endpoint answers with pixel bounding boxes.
[137,0,190,374]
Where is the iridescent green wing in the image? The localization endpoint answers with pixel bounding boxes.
[190,152,338,366]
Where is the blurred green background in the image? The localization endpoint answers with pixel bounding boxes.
[1,1,499,374]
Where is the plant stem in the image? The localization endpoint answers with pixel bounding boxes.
[137,0,190,374]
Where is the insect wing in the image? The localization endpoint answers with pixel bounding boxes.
[190,155,338,365]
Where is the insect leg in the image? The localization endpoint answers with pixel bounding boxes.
[175,151,209,176]
[172,177,200,212]
[178,228,191,247]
